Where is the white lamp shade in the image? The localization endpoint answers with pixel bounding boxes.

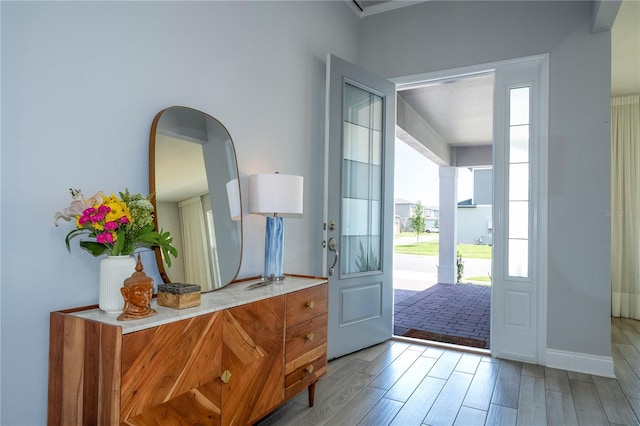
[226,179,241,220]
[249,173,304,215]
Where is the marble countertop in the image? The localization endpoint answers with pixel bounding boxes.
[70,275,327,334]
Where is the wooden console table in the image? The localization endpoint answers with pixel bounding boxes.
[48,276,328,425]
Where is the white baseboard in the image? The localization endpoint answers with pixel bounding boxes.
[545,348,615,378]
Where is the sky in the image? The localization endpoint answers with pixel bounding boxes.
[394,138,473,207]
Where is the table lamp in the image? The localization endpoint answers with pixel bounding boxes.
[249,172,303,281]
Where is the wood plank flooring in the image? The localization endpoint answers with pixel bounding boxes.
[258,317,640,425]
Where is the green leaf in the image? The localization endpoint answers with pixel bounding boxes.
[161,246,173,268]
[65,229,89,252]
[79,241,109,257]
[111,229,126,255]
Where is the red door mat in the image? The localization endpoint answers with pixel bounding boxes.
[403,328,487,349]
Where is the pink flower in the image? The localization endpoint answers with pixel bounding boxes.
[90,213,105,223]
[78,215,90,225]
[98,205,111,214]
[119,216,130,224]
[54,190,107,226]
[96,232,114,244]
[104,221,119,231]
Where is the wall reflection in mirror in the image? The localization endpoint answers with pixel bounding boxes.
[150,106,242,291]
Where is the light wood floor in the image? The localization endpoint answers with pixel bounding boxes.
[258,317,640,425]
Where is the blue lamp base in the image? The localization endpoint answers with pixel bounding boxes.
[264,216,285,281]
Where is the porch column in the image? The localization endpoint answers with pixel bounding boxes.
[438,166,458,284]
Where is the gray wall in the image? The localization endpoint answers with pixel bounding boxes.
[474,168,493,205]
[1,2,358,424]
[360,1,612,358]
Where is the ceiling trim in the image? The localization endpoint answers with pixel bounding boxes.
[347,0,428,18]
[592,0,622,32]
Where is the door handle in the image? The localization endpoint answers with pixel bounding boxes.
[328,237,339,276]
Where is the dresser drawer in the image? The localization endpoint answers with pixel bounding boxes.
[286,284,328,326]
[285,313,328,363]
[284,348,327,401]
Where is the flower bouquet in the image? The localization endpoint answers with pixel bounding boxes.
[54,188,177,266]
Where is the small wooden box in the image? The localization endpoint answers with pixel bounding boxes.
[157,283,201,309]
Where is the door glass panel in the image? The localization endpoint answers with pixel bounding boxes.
[372,130,382,165]
[508,201,529,239]
[342,159,370,199]
[507,86,531,278]
[510,87,530,126]
[510,125,529,163]
[344,84,371,127]
[341,82,383,275]
[342,198,369,236]
[344,123,371,163]
[509,163,529,201]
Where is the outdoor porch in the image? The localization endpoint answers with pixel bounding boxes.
[394,283,491,349]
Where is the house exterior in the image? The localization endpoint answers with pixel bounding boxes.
[458,168,493,245]
[395,198,439,232]
[1,1,615,424]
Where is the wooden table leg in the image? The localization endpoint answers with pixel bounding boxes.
[308,382,316,407]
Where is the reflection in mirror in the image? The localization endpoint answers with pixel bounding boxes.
[150,106,242,291]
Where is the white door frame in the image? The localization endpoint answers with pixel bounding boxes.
[392,54,548,363]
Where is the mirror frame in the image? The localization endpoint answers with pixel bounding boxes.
[149,106,243,288]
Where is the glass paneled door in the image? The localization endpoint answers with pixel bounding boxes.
[342,83,383,275]
[492,55,548,363]
[325,55,395,359]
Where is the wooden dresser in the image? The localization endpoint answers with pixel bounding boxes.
[47,276,328,425]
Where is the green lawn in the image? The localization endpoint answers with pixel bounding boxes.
[394,242,492,259]
[465,275,492,283]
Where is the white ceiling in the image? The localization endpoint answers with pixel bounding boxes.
[354,0,639,148]
[398,73,495,147]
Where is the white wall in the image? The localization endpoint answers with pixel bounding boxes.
[360,1,612,358]
[0,2,358,424]
[458,206,493,245]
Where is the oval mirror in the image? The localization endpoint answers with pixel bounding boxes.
[149,106,242,291]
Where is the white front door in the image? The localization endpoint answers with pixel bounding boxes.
[491,55,548,363]
[324,54,396,359]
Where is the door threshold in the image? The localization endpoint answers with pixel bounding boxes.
[392,335,491,356]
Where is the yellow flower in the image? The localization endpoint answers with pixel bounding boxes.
[103,195,132,225]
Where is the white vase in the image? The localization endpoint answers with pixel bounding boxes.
[99,255,136,313]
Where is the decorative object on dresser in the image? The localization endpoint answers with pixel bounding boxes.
[150,106,243,291]
[100,255,137,313]
[249,172,304,282]
[54,188,177,313]
[117,254,157,321]
[47,276,328,425]
[157,282,201,309]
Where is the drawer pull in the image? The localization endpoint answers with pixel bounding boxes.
[306,300,315,309]
[306,332,315,342]
[305,365,315,374]
[220,370,232,384]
